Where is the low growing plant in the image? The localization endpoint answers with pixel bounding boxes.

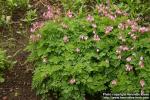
[27,4,150,100]
[0,49,9,83]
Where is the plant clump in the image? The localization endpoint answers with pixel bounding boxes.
[27,3,150,100]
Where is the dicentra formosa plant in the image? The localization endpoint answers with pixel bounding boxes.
[27,4,150,100]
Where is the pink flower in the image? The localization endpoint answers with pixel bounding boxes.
[63,35,69,43]
[117,55,122,59]
[118,35,126,42]
[30,22,44,33]
[105,26,113,34]
[116,49,121,54]
[93,34,100,41]
[128,32,132,35]
[92,24,97,28]
[131,25,138,32]
[116,9,122,15]
[111,80,117,85]
[118,23,125,30]
[76,48,80,53]
[139,61,144,68]
[43,6,54,19]
[80,35,84,40]
[69,79,76,84]
[126,57,132,62]
[140,80,145,87]
[108,14,116,20]
[86,14,94,22]
[125,64,133,71]
[119,45,129,51]
[139,27,149,33]
[66,10,73,18]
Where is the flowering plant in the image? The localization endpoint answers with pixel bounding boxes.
[27,4,150,100]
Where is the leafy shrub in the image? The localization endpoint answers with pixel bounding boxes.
[27,4,150,100]
[0,49,9,83]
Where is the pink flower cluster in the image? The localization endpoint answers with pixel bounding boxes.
[111,80,117,85]
[87,14,94,22]
[63,35,69,43]
[30,22,44,33]
[118,35,126,42]
[139,56,144,68]
[139,27,149,33]
[116,45,129,59]
[76,48,80,53]
[66,10,73,18]
[80,35,88,41]
[125,64,133,72]
[140,79,145,95]
[43,6,54,19]
[128,32,138,40]
[118,19,149,34]
[93,34,100,42]
[105,26,113,34]
[69,78,76,84]
[96,4,116,20]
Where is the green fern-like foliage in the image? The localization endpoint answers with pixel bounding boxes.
[27,4,150,100]
[0,49,9,83]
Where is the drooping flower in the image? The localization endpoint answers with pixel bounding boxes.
[119,45,129,51]
[105,26,113,34]
[118,35,126,42]
[131,24,138,32]
[139,61,144,68]
[76,48,80,53]
[43,6,54,19]
[116,9,122,15]
[80,35,88,41]
[93,34,100,41]
[69,78,76,84]
[63,35,69,43]
[140,79,145,87]
[30,22,44,33]
[108,14,116,20]
[86,14,94,22]
[118,23,125,30]
[139,27,149,33]
[126,57,132,62]
[92,23,97,28]
[125,64,133,71]
[66,10,73,18]
[111,80,117,85]
[117,55,122,59]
